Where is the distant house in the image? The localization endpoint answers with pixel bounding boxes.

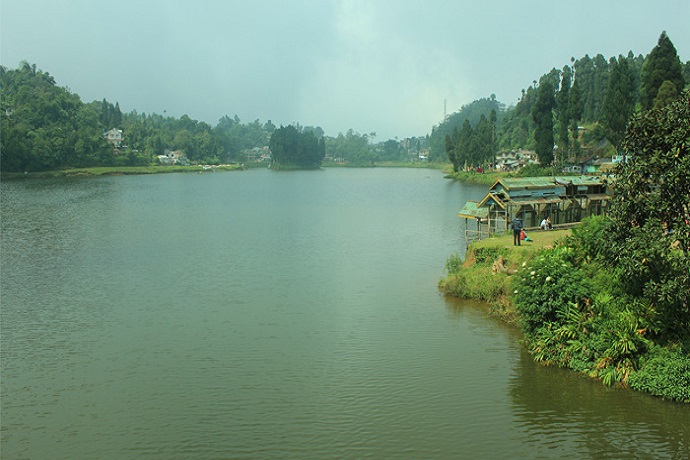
[458,175,612,244]
[105,128,123,148]
[157,149,188,165]
[495,149,539,171]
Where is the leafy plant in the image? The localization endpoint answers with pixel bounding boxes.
[629,344,690,402]
[513,246,592,337]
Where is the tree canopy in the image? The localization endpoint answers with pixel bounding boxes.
[268,125,325,169]
[608,90,690,340]
[430,32,688,164]
[1,63,113,171]
[640,31,685,111]
[531,80,555,165]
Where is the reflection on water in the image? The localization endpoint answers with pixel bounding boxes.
[511,349,690,459]
[2,170,688,459]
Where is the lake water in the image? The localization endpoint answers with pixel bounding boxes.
[1,168,688,459]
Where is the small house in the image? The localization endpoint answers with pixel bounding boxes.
[105,128,123,148]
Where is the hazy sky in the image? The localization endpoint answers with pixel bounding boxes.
[2,0,689,140]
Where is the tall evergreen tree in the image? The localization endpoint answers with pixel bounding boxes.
[653,80,679,108]
[531,80,555,165]
[568,76,583,157]
[640,31,685,110]
[458,119,473,170]
[489,109,497,169]
[445,128,460,172]
[556,66,572,162]
[602,56,635,150]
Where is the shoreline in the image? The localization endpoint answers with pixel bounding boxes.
[0,164,246,179]
[1,162,450,180]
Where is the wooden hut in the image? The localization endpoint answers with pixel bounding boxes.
[458,176,611,244]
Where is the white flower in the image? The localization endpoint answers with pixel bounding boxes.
[514,290,518,294]
[522,261,527,267]
[546,276,553,282]
[530,271,536,276]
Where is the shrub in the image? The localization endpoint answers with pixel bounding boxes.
[444,253,463,274]
[472,246,505,264]
[513,246,593,337]
[566,214,613,263]
[628,345,690,403]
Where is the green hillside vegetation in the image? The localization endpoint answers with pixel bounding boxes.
[440,92,690,403]
[430,31,689,172]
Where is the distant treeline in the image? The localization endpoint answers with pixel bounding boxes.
[1,31,687,173]
[428,31,689,167]
[0,63,425,172]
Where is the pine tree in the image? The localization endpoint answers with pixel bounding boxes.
[602,56,635,149]
[640,31,685,110]
[531,80,555,165]
[557,66,572,162]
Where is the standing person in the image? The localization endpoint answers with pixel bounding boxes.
[512,216,523,246]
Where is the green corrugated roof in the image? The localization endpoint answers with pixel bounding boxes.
[494,175,603,190]
[458,201,489,219]
[554,175,604,186]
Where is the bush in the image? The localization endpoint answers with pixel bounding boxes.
[513,246,593,337]
[566,214,612,263]
[444,253,463,274]
[628,345,690,403]
[472,246,505,264]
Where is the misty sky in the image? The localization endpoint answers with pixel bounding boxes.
[2,0,689,140]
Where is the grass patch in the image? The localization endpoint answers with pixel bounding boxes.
[439,229,571,321]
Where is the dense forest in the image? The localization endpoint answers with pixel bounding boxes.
[430,31,689,169]
[1,32,687,173]
[269,125,326,169]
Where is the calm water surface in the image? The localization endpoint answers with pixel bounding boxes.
[1,168,688,459]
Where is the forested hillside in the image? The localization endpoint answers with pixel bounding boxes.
[430,31,689,168]
[0,62,281,172]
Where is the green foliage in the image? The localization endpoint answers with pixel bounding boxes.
[531,80,555,165]
[431,95,503,163]
[1,62,112,171]
[641,31,685,111]
[506,88,690,395]
[653,80,680,108]
[444,114,495,171]
[565,214,613,262]
[514,164,560,177]
[608,90,690,340]
[602,56,636,149]
[513,246,592,337]
[556,65,572,160]
[628,344,690,403]
[513,241,655,386]
[439,266,507,302]
[444,253,464,274]
[472,246,505,264]
[269,125,325,168]
[325,129,374,164]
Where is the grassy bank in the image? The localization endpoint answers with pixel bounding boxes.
[1,164,245,179]
[440,220,690,403]
[439,229,569,321]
